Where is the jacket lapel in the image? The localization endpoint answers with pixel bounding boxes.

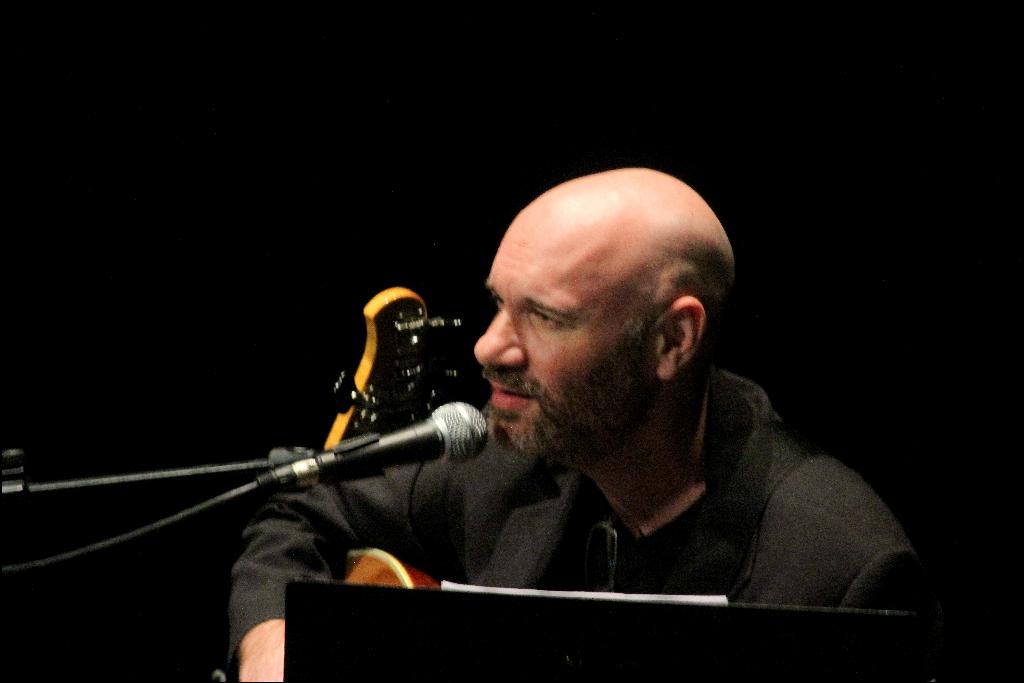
[664,369,791,596]
[474,466,581,588]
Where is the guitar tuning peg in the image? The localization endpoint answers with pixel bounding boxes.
[334,371,356,412]
[427,316,462,328]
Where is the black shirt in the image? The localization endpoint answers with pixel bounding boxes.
[539,476,703,594]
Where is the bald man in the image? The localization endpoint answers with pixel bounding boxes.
[229,169,941,680]
[478,169,733,537]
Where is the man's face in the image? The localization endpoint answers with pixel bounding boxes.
[480,312,658,470]
[474,216,661,470]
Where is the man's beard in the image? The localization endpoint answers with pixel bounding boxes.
[482,316,659,471]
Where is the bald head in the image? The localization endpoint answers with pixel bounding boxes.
[498,168,734,333]
[477,167,733,467]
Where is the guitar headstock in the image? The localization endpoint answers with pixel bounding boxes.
[324,287,465,449]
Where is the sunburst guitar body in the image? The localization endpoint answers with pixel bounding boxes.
[345,547,439,588]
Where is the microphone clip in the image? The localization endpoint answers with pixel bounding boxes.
[257,433,381,492]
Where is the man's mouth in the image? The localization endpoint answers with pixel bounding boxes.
[488,382,536,411]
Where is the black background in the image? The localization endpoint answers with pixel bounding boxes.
[4,11,1019,681]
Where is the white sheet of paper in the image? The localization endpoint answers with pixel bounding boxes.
[440,580,728,606]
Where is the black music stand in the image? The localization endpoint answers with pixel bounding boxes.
[284,582,929,681]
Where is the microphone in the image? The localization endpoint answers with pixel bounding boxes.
[257,402,488,491]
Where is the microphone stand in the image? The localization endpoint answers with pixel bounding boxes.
[1,435,379,498]
[1,434,381,574]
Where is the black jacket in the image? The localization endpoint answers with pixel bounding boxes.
[229,369,941,665]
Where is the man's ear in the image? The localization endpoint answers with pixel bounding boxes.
[655,295,707,381]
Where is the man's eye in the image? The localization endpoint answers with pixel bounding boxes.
[530,310,562,327]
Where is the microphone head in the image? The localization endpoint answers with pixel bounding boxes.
[429,402,488,460]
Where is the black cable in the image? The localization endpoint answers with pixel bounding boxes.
[2,479,261,575]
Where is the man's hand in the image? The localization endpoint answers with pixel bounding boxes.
[238,618,286,682]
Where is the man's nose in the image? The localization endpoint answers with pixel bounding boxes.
[474,310,526,368]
